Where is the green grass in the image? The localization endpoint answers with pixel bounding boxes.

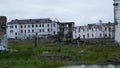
[0,39,120,68]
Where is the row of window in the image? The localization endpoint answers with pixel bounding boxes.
[75,33,112,39]
[75,27,112,33]
[9,24,56,29]
[10,29,54,33]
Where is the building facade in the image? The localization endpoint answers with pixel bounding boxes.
[114,0,120,44]
[7,18,60,39]
[7,18,114,40]
[73,22,114,39]
[7,18,74,39]
[59,22,74,38]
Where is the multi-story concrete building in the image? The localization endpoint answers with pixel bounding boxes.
[7,18,60,39]
[7,17,114,40]
[114,0,120,44]
[73,22,114,39]
[7,18,74,39]
[59,22,74,38]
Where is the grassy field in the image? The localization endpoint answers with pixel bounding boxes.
[0,39,120,68]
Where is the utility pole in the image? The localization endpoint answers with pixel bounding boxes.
[113,0,118,43]
[113,2,118,41]
[35,33,38,48]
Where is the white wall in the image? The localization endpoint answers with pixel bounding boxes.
[115,24,120,43]
[7,22,59,39]
[73,23,113,39]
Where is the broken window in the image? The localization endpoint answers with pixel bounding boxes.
[42,24,44,27]
[32,30,34,33]
[32,24,34,28]
[87,33,89,38]
[24,25,26,28]
[36,24,38,27]
[109,27,112,31]
[92,34,94,38]
[21,30,23,33]
[10,30,13,33]
[100,34,102,38]
[21,25,23,28]
[105,27,107,31]
[109,34,111,38]
[15,25,17,28]
[83,35,85,39]
[28,30,30,33]
[28,25,30,28]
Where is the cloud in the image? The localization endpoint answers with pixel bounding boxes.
[0,0,114,25]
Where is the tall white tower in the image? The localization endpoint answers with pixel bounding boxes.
[114,0,120,44]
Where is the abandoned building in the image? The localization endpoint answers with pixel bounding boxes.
[73,22,114,39]
[7,18,74,39]
[59,22,74,38]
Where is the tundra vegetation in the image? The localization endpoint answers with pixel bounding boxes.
[0,39,120,68]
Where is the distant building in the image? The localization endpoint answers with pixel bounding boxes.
[114,0,120,44]
[7,18,74,39]
[73,22,114,39]
[7,17,114,40]
[7,18,59,39]
[59,22,74,38]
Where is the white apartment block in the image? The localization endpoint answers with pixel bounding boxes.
[7,18,60,39]
[73,22,114,39]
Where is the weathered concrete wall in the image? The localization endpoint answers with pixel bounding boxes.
[114,0,120,44]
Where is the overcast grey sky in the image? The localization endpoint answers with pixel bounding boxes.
[0,0,114,25]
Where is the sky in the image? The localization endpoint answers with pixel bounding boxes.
[0,0,114,26]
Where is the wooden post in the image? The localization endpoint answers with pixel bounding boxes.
[35,33,38,48]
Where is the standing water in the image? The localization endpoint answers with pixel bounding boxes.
[58,65,120,68]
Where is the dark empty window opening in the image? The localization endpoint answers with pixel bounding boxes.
[21,30,23,33]
[15,25,17,28]
[79,28,80,32]
[105,27,107,31]
[87,33,89,38]
[32,24,34,28]
[105,34,107,37]
[54,24,55,27]
[100,34,102,38]
[10,30,13,33]
[15,32,17,35]
[53,31,55,35]
[32,30,34,33]
[24,25,26,28]
[47,24,49,27]
[92,34,94,38]
[36,24,38,27]
[109,34,111,38]
[39,24,41,27]
[42,29,44,32]
[24,30,26,33]
[21,25,23,28]
[48,29,50,32]
[28,30,30,33]
[28,25,30,28]
[109,27,112,31]
[42,24,44,27]
[83,35,85,39]
[40,29,41,32]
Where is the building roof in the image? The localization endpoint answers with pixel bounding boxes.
[75,22,114,29]
[7,18,58,24]
[60,22,74,24]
